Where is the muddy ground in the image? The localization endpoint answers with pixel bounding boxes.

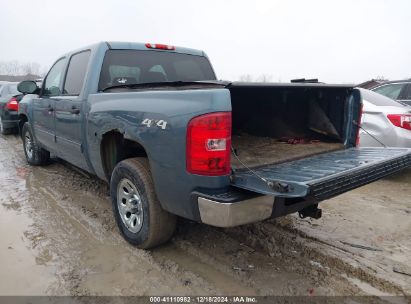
[0,134,410,300]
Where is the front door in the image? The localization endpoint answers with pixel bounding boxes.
[32,58,67,151]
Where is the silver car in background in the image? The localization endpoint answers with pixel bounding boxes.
[359,88,411,148]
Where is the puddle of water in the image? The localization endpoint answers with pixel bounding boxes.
[0,205,56,295]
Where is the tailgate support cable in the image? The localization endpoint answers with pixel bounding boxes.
[230,147,290,193]
[353,120,387,148]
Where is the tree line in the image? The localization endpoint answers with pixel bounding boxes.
[238,74,273,82]
[0,60,47,77]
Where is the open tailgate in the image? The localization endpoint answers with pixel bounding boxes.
[231,148,411,200]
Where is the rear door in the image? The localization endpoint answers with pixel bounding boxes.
[231,147,411,200]
[32,58,67,150]
[54,50,90,170]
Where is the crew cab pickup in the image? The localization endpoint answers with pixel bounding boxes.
[17,42,411,249]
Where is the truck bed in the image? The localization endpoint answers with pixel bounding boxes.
[231,134,344,169]
[228,83,359,171]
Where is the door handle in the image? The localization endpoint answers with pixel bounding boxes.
[70,108,80,115]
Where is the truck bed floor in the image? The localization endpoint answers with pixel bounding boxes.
[231,134,344,169]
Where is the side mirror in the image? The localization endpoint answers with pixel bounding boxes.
[17,80,39,94]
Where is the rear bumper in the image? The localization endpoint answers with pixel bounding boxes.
[197,195,274,227]
[1,111,19,128]
[196,191,321,227]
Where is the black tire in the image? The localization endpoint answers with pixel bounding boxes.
[0,116,12,135]
[110,158,176,249]
[22,122,50,165]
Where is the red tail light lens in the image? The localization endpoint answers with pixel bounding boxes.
[6,97,19,111]
[145,43,175,50]
[187,112,232,176]
[387,114,411,131]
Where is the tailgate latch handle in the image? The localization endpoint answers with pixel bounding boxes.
[268,181,291,193]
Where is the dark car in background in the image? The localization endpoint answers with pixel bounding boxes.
[0,80,42,135]
[371,80,411,106]
[0,82,20,134]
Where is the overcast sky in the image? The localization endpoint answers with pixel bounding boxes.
[1,0,410,83]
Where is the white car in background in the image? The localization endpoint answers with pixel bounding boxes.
[359,88,411,148]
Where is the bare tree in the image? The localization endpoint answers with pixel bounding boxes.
[21,62,32,75]
[374,76,388,81]
[0,62,5,75]
[0,60,43,76]
[256,74,272,82]
[21,62,40,75]
[2,60,20,75]
[238,74,274,82]
[39,66,49,78]
[238,74,253,82]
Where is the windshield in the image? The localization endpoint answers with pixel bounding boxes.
[359,88,407,107]
[99,50,216,91]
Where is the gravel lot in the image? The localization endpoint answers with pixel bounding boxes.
[0,134,410,300]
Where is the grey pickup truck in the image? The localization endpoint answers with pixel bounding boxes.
[17,42,411,249]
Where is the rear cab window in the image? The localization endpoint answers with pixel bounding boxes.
[98,50,216,91]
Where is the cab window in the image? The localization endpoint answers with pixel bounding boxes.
[63,51,91,96]
[43,58,66,96]
[98,49,216,91]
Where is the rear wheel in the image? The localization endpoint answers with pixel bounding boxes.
[110,158,176,249]
[22,122,50,165]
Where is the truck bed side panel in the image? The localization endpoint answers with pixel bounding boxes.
[86,88,232,220]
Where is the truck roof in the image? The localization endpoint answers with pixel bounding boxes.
[61,41,206,58]
[106,41,205,56]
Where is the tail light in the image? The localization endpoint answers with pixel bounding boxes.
[387,114,411,131]
[145,43,175,50]
[6,97,19,111]
[186,112,232,176]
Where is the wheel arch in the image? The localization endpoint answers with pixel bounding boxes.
[100,130,148,180]
[18,114,28,137]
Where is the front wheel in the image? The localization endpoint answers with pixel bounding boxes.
[110,158,176,249]
[22,122,50,165]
